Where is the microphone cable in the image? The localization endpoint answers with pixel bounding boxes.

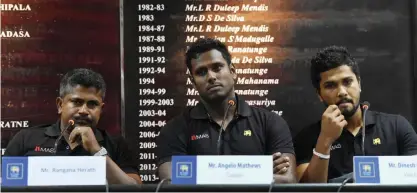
[336,176,353,192]
[267,178,275,193]
[338,102,369,192]
[155,178,171,193]
[105,179,109,193]
[217,100,235,155]
[361,102,370,156]
[53,120,74,154]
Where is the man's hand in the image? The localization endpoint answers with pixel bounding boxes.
[68,126,101,154]
[319,105,347,146]
[273,152,290,174]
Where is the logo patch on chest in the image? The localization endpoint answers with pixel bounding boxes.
[34,146,55,153]
[330,143,342,151]
[243,130,252,136]
[191,133,209,141]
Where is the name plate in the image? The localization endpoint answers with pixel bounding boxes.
[171,155,273,184]
[2,156,106,186]
[354,156,417,184]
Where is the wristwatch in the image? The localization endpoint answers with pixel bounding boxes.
[93,147,108,156]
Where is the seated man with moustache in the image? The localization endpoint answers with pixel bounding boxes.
[4,68,142,184]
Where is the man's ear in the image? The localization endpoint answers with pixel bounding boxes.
[358,78,362,92]
[316,90,323,102]
[230,63,237,81]
[99,102,105,114]
[56,97,63,114]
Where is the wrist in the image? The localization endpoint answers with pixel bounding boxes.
[90,145,102,155]
[92,147,108,156]
[316,136,333,154]
[313,148,330,160]
[317,134,334,148]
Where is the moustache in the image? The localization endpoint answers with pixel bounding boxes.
[336,98,353,106]
[73,117,92,126]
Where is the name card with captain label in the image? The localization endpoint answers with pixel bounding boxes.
[171,155,273,184]
[354,156,417,184]
[2,156,106,186]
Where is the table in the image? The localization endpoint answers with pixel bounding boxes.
[2,184,417,192]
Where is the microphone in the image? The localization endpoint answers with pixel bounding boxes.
[217,99,236,155]
[53,119,74,154]
[361,101,370,155]
[362,101,370,110]
[331,102,370,187]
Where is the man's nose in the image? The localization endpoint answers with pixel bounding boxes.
[78,104,89,115]
[337,86,348,97]
[206,70,217,83]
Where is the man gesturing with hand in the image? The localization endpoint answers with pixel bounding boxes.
[318,105,348,155]
[300,105,348,182]
[4,69,142,184]
[294,46,417,183]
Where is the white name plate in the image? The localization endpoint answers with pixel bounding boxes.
[354,156,417,184]
[172,155,273,184]
[2,156,106,186]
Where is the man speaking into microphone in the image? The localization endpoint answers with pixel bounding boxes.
[294,46,417,183]
[156,38,296,183]
[4,68,142,184]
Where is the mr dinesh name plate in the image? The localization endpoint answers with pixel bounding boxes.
[354,156,417,184]
[171,155,273,184]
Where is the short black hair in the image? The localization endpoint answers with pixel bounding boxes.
[185,37,231,73]
[310,46,360,90]
[59,68,106,99]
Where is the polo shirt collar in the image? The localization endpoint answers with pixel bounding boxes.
[190,94,252,119]
[45,120,104,141]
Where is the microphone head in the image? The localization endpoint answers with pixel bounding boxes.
[228,99,236,106]
[68,119,75,126]
[362,101,370,110]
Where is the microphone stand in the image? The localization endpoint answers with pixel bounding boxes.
[216,100,235,155]
[53,120,74,154]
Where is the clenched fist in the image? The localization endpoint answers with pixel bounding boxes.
[68,126,101,154]
[319,105,347,146]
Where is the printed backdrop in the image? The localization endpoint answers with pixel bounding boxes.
[1,0,122,149]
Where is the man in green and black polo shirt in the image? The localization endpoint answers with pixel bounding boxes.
[156,38,296,183]
[4,68,142,184]
[294,46,417,183]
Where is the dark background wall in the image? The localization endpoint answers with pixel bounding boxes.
[1,0,416,184]
[1,0,122,147]
[123,0,417,183]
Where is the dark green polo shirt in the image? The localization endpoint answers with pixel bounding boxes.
[4,121,139,174]
[156,95,294,167]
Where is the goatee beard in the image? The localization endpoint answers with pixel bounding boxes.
[341,103,360,119]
